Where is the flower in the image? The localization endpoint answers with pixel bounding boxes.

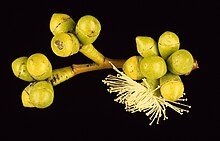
[102,62,191,125]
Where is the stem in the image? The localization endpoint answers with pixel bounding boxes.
[49,58,126,86]
[79,44,105,65]
[49,58,198,86]
[185,59,199,75]
[73,58,125,75]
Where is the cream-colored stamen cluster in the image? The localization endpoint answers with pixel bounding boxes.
[102,62,191,125]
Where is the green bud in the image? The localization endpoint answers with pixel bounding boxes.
[29,81,54,108]
[122,56,144,80]
[11,56,35,82]
[160,73,184,101]
[51,32,80,57]
[135,36,159,57]
[21,83,35,107]
[50,13,76,35]
[167,49,194,75]
[75,15,101,45]
[158,31,180,59]
[140,56,167,79]
[27,53,52,80]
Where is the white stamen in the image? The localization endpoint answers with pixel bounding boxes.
[102,62,191,125]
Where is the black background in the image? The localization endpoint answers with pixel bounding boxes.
[2,0,219,140]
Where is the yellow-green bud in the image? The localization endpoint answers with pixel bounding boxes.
[51,32,80,57]
[75,15,101,45]
[21,83,35,107]
[11,56,35,82]
[167,49,194,75]
[122,56,144,80]
[158,31,180,60]
[140,56,167,79]
[136,36,159,57]
[160,73,184,101]
[50,13,76,35]
[29,81,54,108]
[27,53,52,80]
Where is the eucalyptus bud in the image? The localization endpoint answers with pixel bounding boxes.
[29,81,54,108]
[27,53,52,80]
[140,55,167,79]
[50,13,76,35]
[136,36,159,57]
[158,31,180,60]
[122,56,144,80]
[11,56,34,82]
[167,49,194,75]
[160,73,184,101]
[21,83,35,107]
[51,32,80,57]
[75,15,101,45]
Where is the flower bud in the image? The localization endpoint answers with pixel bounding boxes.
[21,83,35,107]
[51,32,80,57]
[11,56,35,82]
[167,49,194,75]
[160,73,184,101]
[50,13,76,35]
[75,15,101,44]
[136,36,158,57]
[122,56,144,80]
[158,31,180,59]
[140,56,167,79]
[27,53,52,80]
[29,81,54,108]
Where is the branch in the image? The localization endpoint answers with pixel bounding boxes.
[49,58,198,86]
[49,58,126,86]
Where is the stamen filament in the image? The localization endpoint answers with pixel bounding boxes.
[102,62,191,125]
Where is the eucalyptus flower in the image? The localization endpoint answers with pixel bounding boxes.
[102,62,191,125]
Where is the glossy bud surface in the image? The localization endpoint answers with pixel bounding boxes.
[50,13,76,35]
[21,83,35,107]
[27,53,52,80]
[136,36,159,57]
[51,32,80,57]
[167,49,194,75]
[158,31,180,59]
[140,56,167,79]
[12,56,34,82]
[29,81,54,108]
[160,73,184,101]
[75,15,101,44]
[122,56,144,80]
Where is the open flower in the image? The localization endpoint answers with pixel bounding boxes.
[102,62,191,125]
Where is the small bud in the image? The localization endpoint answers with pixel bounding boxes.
[160,73,184,101]
[75,15,101,45]
[167,49,194,75]
[136,36,159,57]
[140,56,167,79]
[51,32,80,57]
[21,83,35,107]
[122,56,144,80]
[11,56,35,82]
[158,31,180,60]
[50,13,76,35]
[29,81,54,108]
[27,53,52,80]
